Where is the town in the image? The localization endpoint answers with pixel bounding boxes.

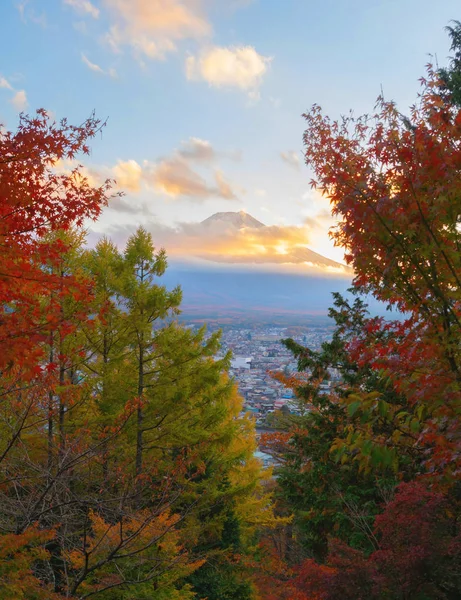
[189,320,339,422]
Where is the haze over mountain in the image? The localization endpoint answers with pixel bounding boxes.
[98,210,354,319]
[195,211,348,272]
[156,211,357,320]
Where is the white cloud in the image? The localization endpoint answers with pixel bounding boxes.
[17,0,47,27]
[81,53,104,74]
[0,76,13,90]
[178,137,215,162]
[281,150,301,170]
[10,90,28,112]
[64,0,100,18]
[247,89,260,104]
[186,45,271,96]
[177,137,241,162]
[103,0,211,60]
[81,53,118,77]
[2,74,28,113]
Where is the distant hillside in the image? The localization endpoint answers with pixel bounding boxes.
[201,210,265,229]
[162,263,388,323]
[163,265,352,317]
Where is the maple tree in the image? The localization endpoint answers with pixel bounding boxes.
[301,22,461,477]
[259,22,461,600]
[0,110,111,376]
[292,481,461,600]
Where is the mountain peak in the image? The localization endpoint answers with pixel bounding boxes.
[201,211,265,229]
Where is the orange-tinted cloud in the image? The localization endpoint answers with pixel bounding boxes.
[123,218,349,274]
[112,159,143,191]
[56,137,240,203]
[103,0,211,60]
[108,138,240,201]
[152,157,237,200]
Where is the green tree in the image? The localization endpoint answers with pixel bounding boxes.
[117,226,182,479]
[439,20,461,107]
[274,294,423,561]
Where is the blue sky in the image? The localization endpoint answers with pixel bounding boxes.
[1,0,460,269]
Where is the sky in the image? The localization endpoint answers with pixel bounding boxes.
[1,0,460,272]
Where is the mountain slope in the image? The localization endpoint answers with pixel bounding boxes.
[198,211,347,271]
[201,210,265,229]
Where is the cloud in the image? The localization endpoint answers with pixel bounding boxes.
[110,137,240,201]
[53,158,105,189]
[177,137,241,162]
[103,0,211,60]
[186,45,271,96]
[114,218,348,273]
[17,0,47,27]
[1,75,29,112]
[64,0,100,18]
[152,156,237,201]
[178,137,215,162]
[215,169,237,200]
[152,157,204,197]
[57,137,240,204]
[0,76,13,90]
[81,53,118,77]
[81,53,104,74]
[280,150,300,170]
[10,90,28,111]
[112,159,143,191]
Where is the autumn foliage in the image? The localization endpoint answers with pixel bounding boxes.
[255,23,461,600]
[0,112,277,599]
[3,22,461,600]
[0,110,111,374]
[302,57,461,475]
[291,482,461,600]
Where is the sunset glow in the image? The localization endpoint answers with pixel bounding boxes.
[1,0,456,275]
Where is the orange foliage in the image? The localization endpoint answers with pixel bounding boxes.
[0,525,64,599]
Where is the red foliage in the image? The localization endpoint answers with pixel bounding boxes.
[303,66,461,475]
[259,431,292,454]
[249,539,311,600]
[370,481,460,597]
[0,109,113,378]
[292,482,461,600]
